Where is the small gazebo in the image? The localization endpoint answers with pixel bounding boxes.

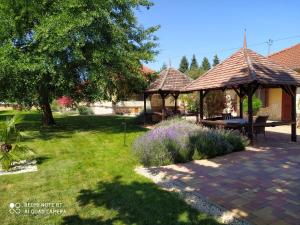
[185,36,300,142]
[144,67,192,120]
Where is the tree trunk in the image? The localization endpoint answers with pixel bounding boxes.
[40,99,55,126]
[39,82,55,126]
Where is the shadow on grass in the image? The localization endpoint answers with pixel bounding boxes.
[35,156,51,165]
[61,176,221,225]
[0,111,148,141]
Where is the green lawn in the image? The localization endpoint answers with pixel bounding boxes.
[0,111,221,225]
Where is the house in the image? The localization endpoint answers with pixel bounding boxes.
[259,43,300,121]
[91,65,156,115]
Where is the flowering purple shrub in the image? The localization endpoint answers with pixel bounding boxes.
[190,128,248,159]
[133,119,198,166]
[133,118,248,166]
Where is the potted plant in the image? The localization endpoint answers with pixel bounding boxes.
[0,114,35,171]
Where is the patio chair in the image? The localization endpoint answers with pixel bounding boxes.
[222,113,233,120]
[254,116,269,138]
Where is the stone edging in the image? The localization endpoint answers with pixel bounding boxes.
[0,160,38,176]
[135,166,252,225]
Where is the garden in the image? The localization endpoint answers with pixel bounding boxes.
[133,118,248,167]
[0,110,222,225]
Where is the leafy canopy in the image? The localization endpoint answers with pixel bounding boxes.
[0,0,159,106]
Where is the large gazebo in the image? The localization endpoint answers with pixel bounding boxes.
[185,37,300,142]
[144,67,192,120]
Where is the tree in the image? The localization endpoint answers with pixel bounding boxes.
[187,68,205,80]
[213,55,220,67]
[0,0,159,125]
[201,57,211,71]
[179,56,189,73]
[190,54,199,70]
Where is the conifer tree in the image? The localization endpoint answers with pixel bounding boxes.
[213,54,220,67]
[201,57,211,71]
[179,56,189,73]
[190,54,199,70]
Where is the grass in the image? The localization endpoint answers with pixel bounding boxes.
[0,110,221,225]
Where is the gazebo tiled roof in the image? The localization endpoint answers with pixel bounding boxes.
[185,47,300,91]
[146,67,192,93]
[268,43,300,70]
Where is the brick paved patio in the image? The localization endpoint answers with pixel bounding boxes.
[145,126,300,225]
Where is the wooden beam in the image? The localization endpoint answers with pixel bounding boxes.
[143,93,147,124]
[199,90,204,122]
[233,88,241,98]
[174,94,179,111]
[159,92,167,120]
[291,86,297,142]
[247,85,254,143]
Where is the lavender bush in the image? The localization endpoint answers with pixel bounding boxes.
[133,118,248,166]
[133,119,198,166]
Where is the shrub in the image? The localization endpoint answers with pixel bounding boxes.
[78,106,94,115]
[133,118,248,166]
[57,96,74,108]
[243,96,262,115]
[189,128,233,159]
[133,119,199,166]
[217,129,249,152]
[0,114,35,171]
[51,100,60,112]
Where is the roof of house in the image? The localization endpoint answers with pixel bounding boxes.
[185,47,300,91]
[142,65,155,74]
[268,43,300,70]
[146,67,192,93]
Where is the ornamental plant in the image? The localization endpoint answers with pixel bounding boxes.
[243,96,262,116]
[133,119,199,166]
[0,114,35,171]
[133,118,248,166]
[57,96,74,108]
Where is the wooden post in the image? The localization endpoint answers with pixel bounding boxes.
[199,90,204,122]
[239,96,243,118]
[143,93,147,124]
[239,87,244,119]
[174,94,179,112]
[160,92,166,120]
[247,86,254,143]
[291,86,297,142]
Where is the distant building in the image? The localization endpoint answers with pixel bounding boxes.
[263,43,300,121]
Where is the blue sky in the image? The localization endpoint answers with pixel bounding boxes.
[136,0,300,71]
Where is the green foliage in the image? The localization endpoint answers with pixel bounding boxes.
[179,56,189,73]
[190,129,248,160]
[243,96,263,115]
[51,100,60,112]
[78,106,94,115]
[201,57,211,71]
[179,93,199,112]
[190,54,199,70]
[212,54,220,67]
[0,111,220,225]
[0,114,35,171]
[133,119,248,166]
[187,68,206,80]
[0,0,159,124]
